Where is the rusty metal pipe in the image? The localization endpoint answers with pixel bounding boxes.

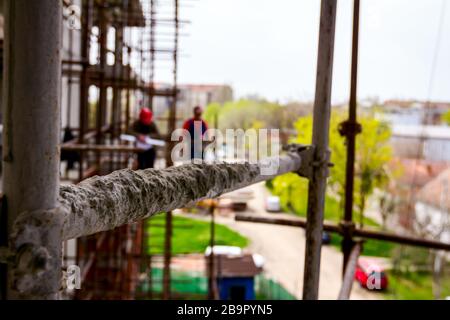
[303,0,337,300]
[61,144,145,153]
[235,215,450,251]
[338,242,361,300]
[341,0,361,276]
[3,0,62,299]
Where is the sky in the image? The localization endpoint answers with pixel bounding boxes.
[173,0,450,104]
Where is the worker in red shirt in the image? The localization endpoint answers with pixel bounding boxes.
[182,106,208,160]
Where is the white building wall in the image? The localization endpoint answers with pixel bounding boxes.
[391,125,450,161]
[61,0,82,130]
[415,202,450,243]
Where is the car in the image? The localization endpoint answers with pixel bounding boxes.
[302,229,332,245]
[355,258,388,290]
[322,231,332,245]
[265,196,281,212]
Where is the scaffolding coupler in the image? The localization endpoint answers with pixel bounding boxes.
[338,120,362,137]
[284,143,333,180]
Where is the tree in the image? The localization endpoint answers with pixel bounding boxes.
[271,110,393,225]
[203,102,221,128]
[353,117,392,226]
[379,191,397,230]
[204,99,284,131]
[442,109,450,126]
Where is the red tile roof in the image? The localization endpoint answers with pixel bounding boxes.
[207,254,263,278]
[389,158,449,189]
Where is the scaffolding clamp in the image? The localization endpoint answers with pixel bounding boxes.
[339,220,356,239]
[338,120,362,137]
[283,144,315,180]
[284,144,334,180]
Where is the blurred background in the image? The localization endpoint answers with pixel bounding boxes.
[1,0,449,300]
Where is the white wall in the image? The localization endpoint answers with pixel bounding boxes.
[415,202,450,243]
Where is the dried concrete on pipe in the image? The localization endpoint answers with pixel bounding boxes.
[60,154,301,240]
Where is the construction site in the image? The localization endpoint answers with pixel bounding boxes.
[0,0,450,302]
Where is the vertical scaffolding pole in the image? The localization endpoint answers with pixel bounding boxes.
[125,2,132,134]
[78,0,92,182]
[3,0,62,299]
[162,211,172,299]
[207,202,217,300]
[302,0,337,300]
[144,0,156,299]
[112,27,124,140]
[148,0,156,110]
[162,0,180,300]
[340,0,361,275]
[96,3,107,163]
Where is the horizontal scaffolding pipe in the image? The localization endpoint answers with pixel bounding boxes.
[235,215,450,251]
[60,153,301,240]
[61,144,145,153]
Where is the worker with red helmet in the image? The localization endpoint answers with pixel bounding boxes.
[130,107,160,169]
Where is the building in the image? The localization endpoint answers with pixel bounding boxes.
[387,158,449,229]
[415,168,450,243]
[390,124,450,161]
[206,247,264,300]
[153,83,233,121]
[178,84,233,117]
[381,100,450,126]
[0,0,208,301]
[374,99,450,161]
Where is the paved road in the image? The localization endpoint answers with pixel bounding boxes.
[214,183,380,300]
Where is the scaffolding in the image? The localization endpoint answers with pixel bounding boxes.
[1,0,450,301]
[58,0,186,299]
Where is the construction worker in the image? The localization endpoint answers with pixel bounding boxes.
[182,106,208,160]
[130,107,160,169]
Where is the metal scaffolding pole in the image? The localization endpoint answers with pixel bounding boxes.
[162,0,180,300]
[303,0,337,300]
[236,214,450,251]
[207,201,218,300]
[338,242,361,300]
[2,0,62,299]
[340,0,362,276]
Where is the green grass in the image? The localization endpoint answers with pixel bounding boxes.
[146,214,248,255]
[328,233,396,258]
[384,270,450,300]
[324,196,379,227]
